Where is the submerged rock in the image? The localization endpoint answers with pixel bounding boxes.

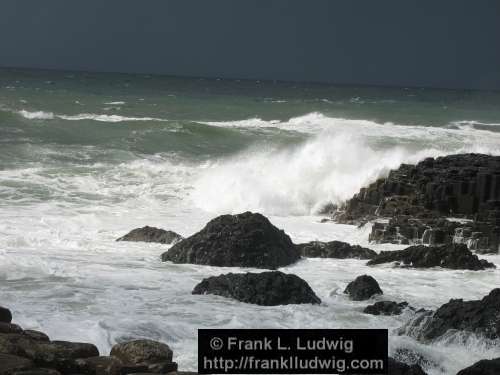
[403,289,500,341]
[457,357,500,375]
[0,306,12,323]
[367,244,495,270]
[296,240,376,259]
[364,301,409,316]
[117,226,183,245]
[344,275,383,301]
[110,339,173,366]
[192,271,321,306]
[161,212,300,269]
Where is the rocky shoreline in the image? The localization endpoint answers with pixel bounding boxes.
[3,153,500,375]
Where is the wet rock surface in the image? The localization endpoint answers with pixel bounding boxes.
[344,275,383,301]
[456,357,500,375]
[109,339,173,366]
[162,212,300,269]
[0,307,12,324]
[364,301,409,316]
[367,244,495,270]
[335,154,500,253]
[296,240,377,259]
[403,289,500,341]
[192,271,321,305]
[117,226,183,245]
[0,353,34,374]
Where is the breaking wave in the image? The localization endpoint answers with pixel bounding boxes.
[17,110,167,123]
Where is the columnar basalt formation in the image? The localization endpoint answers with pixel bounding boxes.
[335,154,500,253]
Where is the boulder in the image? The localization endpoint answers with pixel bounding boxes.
[109,340,173,366]
[117,226,183,245]
[367,244,495,270]
[0,353,34,375]
[73,356,124,375]
[0,322,24,334]
[363,301,409,316]
[23,331,49,342]
[344,275,383,301]
[0,306,12,323]
[386,357,427,375]
[192,271,321,306]
[457,358,500,375]
[296,240,376,259]
[161,212,300,269]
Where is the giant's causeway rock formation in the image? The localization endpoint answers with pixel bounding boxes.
[0,306,184,375]
[296,240,376,259]
[335,154,500,253]
[117,226,183,245]
[192,271,321,305]
[401,288,500,342]
[162,212,300,269]
[367,243,495,270]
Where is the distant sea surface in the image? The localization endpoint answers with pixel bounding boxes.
[1,69,499,374]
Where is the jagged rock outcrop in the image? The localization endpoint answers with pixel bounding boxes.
[296,240,376,259]
[367,243,495,270]
[117,226,183,245]
[335,154,500,253]
[162,212,300,269]
[192,271,321,305]
[402,289,500,342]
[344,275,383,301]
[457,357,500,375]
[364,301,409,316]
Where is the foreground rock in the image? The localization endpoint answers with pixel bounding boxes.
[162,212,300,269]
[192,271,321,305]
[335,154,500,253]
[117,226,183,245]
[296,240,376,259]
[0,307,12,323]
[344,275,383,301]
[110,339,173,368]
[0,353,34,374]
[402,289,500,341]
[364,301,409,316]
[457,358,500,375]
[367,244,495,270]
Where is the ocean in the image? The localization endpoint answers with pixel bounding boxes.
[1,68,499,374]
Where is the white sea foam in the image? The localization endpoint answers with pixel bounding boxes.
[104,101,126,105]
[17,110,167,123]
[191,115,500,216]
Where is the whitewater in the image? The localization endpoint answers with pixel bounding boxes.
[1,70,500,374]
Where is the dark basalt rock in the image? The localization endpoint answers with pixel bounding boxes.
[387,357,428,375]
[0,353,34,375]
[344,275,383,301]
[367,244,495,270]
[22,331,49,342]
[392,348,444,374]
[109,339,173,366]
[457,358,500,375]
[192,271,321,306]
[11,369,61,375]
[0,322,23,334]
[161,212,300,269]
[364,301,409,316]
[335,154,500,253]
[73,356,124,375]
[117,226,183,245]
[296,240,376,259]
[0,306,12,323]
[413,289,500,341]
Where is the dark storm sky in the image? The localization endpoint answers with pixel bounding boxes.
[1,0,500,90]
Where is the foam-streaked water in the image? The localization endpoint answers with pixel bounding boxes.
[1,69,500,374]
